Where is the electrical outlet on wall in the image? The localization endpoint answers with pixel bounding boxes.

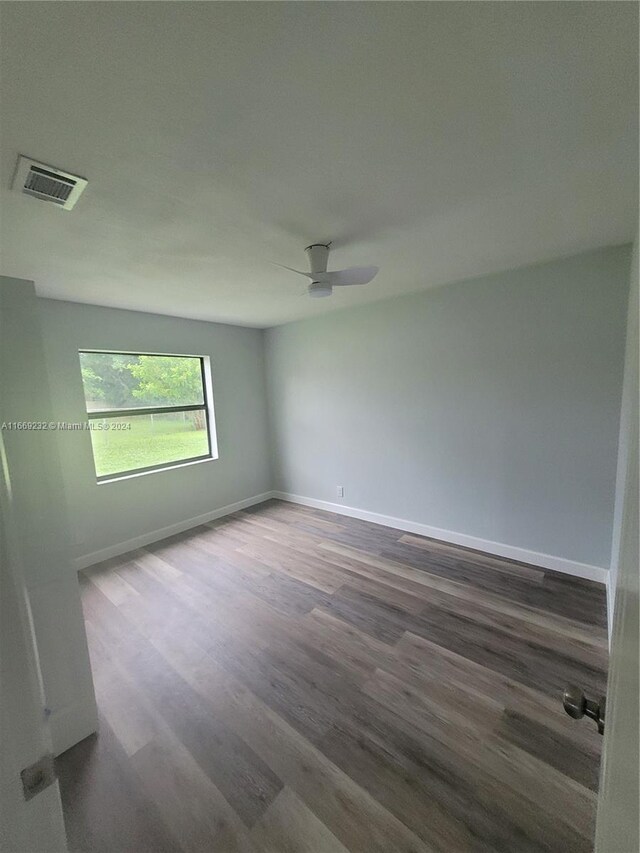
[337,486,344,498]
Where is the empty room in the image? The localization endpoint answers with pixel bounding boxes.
[0,2,638,852]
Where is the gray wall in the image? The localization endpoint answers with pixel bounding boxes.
[39,299,272,564]
[265,246,631,569]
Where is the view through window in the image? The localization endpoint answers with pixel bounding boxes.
[78,351,215,480]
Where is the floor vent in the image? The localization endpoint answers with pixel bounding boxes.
[12,156,87,210]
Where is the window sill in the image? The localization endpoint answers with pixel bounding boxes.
[96,454,217,485]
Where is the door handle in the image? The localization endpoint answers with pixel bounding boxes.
[563,685,605,735]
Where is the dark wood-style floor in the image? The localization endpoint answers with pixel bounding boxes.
[57,499,608,853]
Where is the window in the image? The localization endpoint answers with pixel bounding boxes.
[78,351,217,481]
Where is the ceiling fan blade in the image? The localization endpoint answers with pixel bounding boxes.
[271,262,314,279]
[321,266,379,286]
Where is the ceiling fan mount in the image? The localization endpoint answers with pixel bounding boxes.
[276,242,379,298]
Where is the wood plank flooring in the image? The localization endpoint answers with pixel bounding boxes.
[57,499,608,853]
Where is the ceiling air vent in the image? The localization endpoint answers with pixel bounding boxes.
[12,156,87,210]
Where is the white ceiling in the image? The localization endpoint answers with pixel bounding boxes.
[0,2,637,328]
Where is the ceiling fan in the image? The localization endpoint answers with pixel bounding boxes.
[277,243,379,298]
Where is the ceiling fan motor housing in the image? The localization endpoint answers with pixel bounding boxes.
[305,243,330,274]
[308,282,333,298]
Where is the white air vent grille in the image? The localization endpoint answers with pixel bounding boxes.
[12,156,87,210]
[24,166,75,204]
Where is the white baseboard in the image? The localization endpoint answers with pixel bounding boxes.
[74,491,275,570]
[76,487,608,586]
[273,491,608,585]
